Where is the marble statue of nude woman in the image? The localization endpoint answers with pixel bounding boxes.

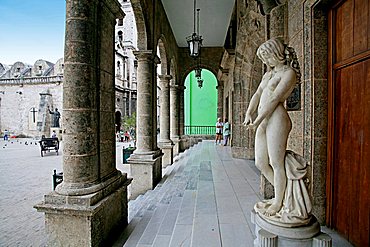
[243,39,311,226]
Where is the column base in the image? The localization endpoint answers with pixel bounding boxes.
[251,210,332,247]
[127,150,163,199]
[34,173,131,247]
[158,141,174,168]
[171,137,180,157]
[180,135,190,151]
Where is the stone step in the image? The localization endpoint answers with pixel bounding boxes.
[121,144,200,246]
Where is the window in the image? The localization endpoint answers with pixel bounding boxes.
[118,31,123,42]
[118,19,123,26]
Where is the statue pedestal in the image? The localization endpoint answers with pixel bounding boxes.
[251,210,332,247]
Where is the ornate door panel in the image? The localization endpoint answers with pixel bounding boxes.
[328,0,370,246]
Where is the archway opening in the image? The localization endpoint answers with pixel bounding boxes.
[184,69,217,135]
[115,111,121,132]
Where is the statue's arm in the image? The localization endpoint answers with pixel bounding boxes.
[243,73,270,126]
[243,86,262,125]
[253,70,296,127]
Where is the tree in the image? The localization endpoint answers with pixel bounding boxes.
[121,112,136,130]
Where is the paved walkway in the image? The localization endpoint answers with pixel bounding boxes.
[115,141,353,247]
[0,139,352,246]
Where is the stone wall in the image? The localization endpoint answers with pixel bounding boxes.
[227,0,265,159]
[217,0,330,223]
[0,78,63,137]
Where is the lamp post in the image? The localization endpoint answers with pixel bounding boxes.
[186,0,202,58]
[186,1,203,88]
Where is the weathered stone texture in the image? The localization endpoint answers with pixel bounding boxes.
[0,80,63,137]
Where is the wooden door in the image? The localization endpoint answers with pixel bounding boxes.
[328,0,370,246]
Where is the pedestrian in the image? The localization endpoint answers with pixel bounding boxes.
[130,127,135,140]
[116,131,120,142]
[120,129,124,142]
[124,131,130,142]
[215,117,223,145]
[4,129,9,141]
[51,130,57,138]
[223,118,231,146]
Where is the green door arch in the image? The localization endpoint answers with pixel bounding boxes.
[184,69,217,134]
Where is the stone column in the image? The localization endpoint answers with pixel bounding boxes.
[178,86,188,151]
[128,50,163,199]
[34,0,131,246]
[170,83,180,156]
[128,90,132,116]
[158,75,174,167]
[258,229,277,247]
[217,84,224,118]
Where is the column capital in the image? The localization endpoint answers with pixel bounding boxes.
[158,74,173,81]
[133,50,159,64]
[158,74,172,88]
[170,84,179,90]
[177,85,186,91]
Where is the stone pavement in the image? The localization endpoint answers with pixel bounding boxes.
[114,141,353,247]
[0,138,133,247]
[0,139,352,246]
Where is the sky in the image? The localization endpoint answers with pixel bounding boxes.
[0,0,66,65]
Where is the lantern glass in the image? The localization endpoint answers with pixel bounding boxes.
[187,33,202,57]
[195,67,202,78]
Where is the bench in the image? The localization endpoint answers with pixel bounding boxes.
[39,137,59,157]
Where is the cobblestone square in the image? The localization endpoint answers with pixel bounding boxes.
[0,138,131,246]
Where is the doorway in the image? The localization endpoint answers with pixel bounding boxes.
[328,1,370,246]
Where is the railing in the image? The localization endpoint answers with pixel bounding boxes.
[184,125,216,135]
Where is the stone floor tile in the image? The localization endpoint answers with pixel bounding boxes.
[138,205,169,245]
[191,214,221,247]
[219,223,255,247]
[152,235,171,247]
[169,224,192,247]
[176,190,197,225]
[157,196,183,235]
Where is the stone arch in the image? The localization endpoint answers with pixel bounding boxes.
[130,0,148,50]
[156,36,169,76]
[169,57,177,84]
[181,64,218,87]
[115,110,122,132]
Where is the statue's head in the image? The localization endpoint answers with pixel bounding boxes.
[257,38,285,66]
[55,108,58,111]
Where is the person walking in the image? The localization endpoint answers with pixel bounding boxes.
[3,129,9,141]
[223,118,231,146]
[215,118,223,145]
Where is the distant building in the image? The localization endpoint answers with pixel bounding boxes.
[0,1,137,138]
[114,0,138,132]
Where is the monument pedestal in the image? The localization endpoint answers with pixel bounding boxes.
[128,150,163,199]
[251,210,332,247]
